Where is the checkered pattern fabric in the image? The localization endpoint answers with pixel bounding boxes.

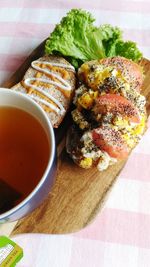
[0,1,150,266]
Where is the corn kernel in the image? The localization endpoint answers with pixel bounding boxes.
[95,68,110,84]
[79,158,93,169]
[132,116,145,135]
[78,93,94,109]
[113,117,129,127]
[93,91,98,99]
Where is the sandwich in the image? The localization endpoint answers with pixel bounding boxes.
[66,56,147,171]
[11,55,76,128]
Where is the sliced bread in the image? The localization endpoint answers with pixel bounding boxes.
[11,55,76,128]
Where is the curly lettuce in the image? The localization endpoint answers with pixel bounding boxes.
[45,9,142,68]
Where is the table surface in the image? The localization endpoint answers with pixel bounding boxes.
[0,1,150,267]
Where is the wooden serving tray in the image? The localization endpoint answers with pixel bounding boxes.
[1,41,150,235]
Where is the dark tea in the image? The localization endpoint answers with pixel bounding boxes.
[0,107,50,214]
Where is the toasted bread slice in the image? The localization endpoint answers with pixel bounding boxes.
[11,56,76,128]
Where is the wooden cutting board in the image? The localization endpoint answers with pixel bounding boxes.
[1,41,150,235]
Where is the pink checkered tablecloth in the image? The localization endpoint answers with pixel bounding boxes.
[0,0,150,266]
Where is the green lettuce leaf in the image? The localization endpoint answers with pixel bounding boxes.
[107,40,143,62]
[45,9,142,68]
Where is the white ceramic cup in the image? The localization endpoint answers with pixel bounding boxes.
[0,88,56,223]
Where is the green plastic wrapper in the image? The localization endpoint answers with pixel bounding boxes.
[0,236,23,267]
